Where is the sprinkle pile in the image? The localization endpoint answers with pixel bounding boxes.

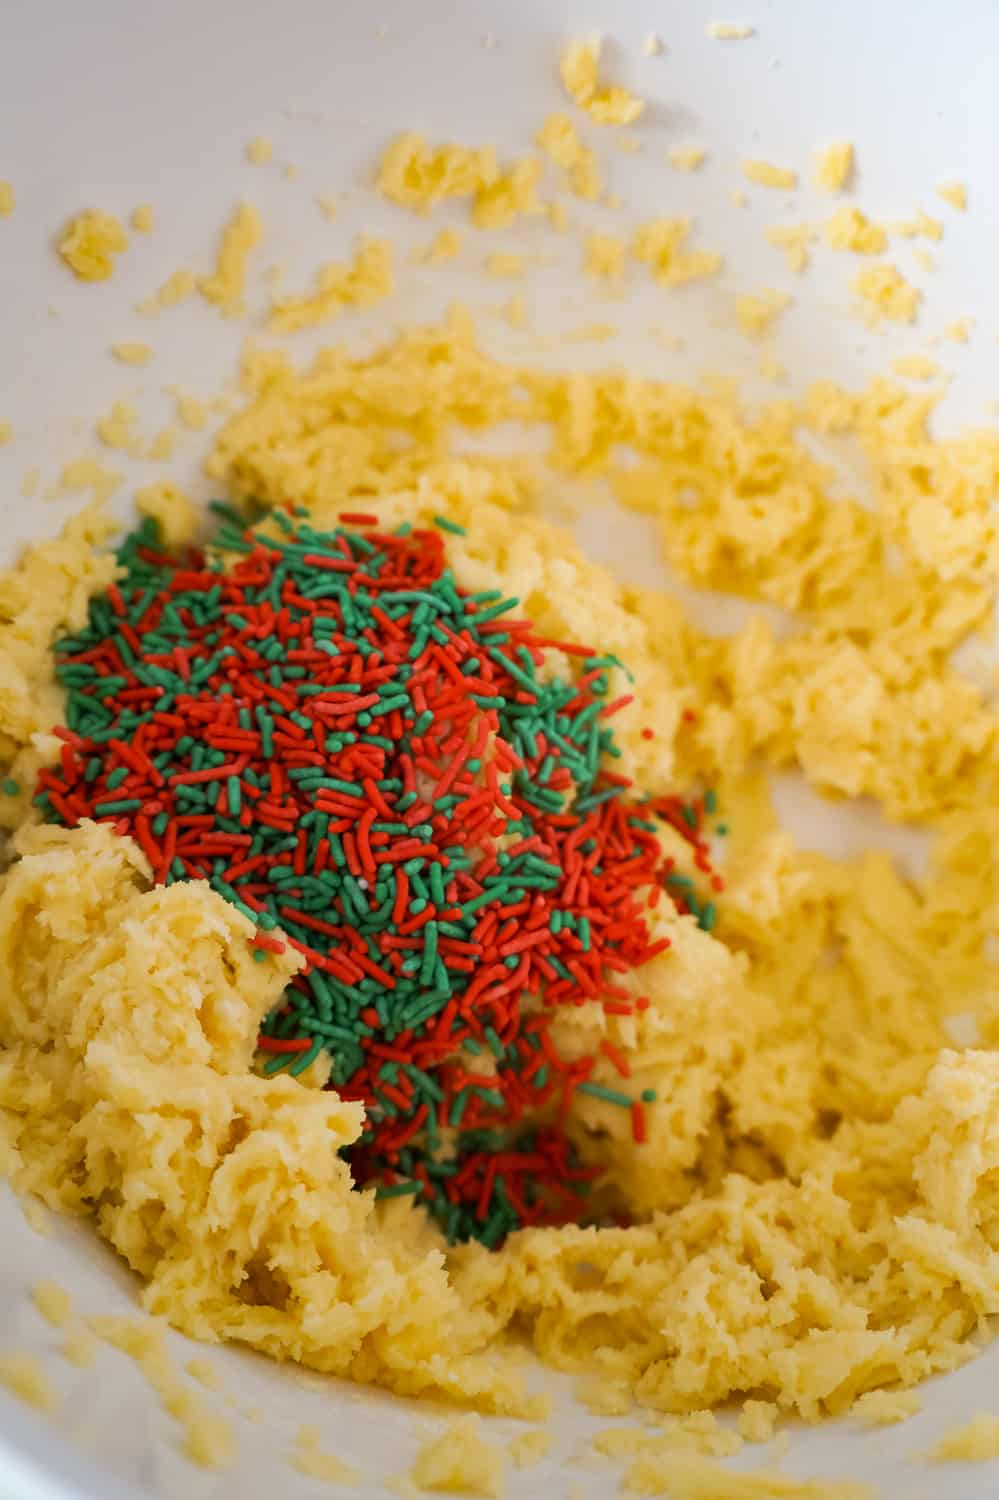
[36,508,721,1246]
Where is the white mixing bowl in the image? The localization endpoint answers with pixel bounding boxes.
[1,2,996,1496]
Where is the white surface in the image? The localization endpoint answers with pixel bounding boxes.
[1,0,998,1495]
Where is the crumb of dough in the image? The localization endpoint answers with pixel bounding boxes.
[136,482,199,548]
[814,142,854,193]
[186,1358,221,1390]
[891,210,943,241]
[643,33,664,56]
[58,210,128,282]
[930,1413,999,1461]
[485,252,524,279]
[96,400,139,452]
[937,180,967,211]
[471,159,542,230]
[560,36,645,126]
[766,222,816,273]
[597,1412,743,1462]
[292,1444,361,1484]
[747,361,777,394]
[735,289,792,338]
[0,182,15,217]
[137,268,196,315]
[945,318,973,343]
[738,1400,779,1443]
[246,136,274,166]
[667,146,707,171]
[0,422,11,445]
[61,1329,96,1368]
[90,1316,234,1469]
[501,294,527,330]
[416,228,463,264]
[58,456,122,502]
[377,133,498,211]
[707,22,755,40]
[508,1429,551,1467]
[410,1415,504,1497]
[891,355,940,381]
[915,248,937,271]
[824,206,887,255]
[111,341,152,365]
[32,1281,72,1328]
[536,115,603,200]
[632,218,723,284]
[563,323,615,343]
[158,270,195,306]
[852,1389,921,1427]
[615,133,643,156]
[145,427,177,461]
[742,158,797,190]
[19,469,40,501]
[174,393,209,431]
[625,1451,871,1498]
[584,231,627,280]
[182,1405,235,1469]
[269,237,393,332]
[852,262,921,324]
[373,134,495,214]
[0,1352,55,1411]
[198,201,262,315]
[283,164,299,181]
[317,194,338,220]
[730,188,748,207]
[130,204,154,233]
[526,1393,552,1423]
[548,200,570,232]
[375,133,543,226]
[88,1315,165,1364]
[576,1376,632,1415]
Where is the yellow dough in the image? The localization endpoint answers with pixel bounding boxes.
[58,210,128,281]
[2,317,999,1427]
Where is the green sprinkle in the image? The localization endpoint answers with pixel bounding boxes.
[375,1180,423,1200]
[484,1027,504,1059]
[576,1081,633,1109]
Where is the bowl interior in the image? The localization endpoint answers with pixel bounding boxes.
[0,2,996,1496]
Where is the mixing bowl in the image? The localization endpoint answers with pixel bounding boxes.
[1,2,996,1496]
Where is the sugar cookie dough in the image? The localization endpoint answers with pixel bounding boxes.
[1,318,999,1434]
